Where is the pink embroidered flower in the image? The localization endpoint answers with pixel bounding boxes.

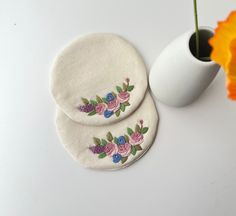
[104,143,118,157]
[129,132,144,145]
[118,143,131,157]
[107,99,120,112]
[118,91,130,103]
[95,103,107,115]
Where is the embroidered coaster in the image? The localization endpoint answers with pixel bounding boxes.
[50,33,148,126]
[56,93,158,170]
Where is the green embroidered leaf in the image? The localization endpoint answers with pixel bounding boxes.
[81,97,89,104]
[121,156,128,164]
[127,127,134,136]
[93,137,101,145]
[96,95,103,103]
[98,152,107,158]
[131,145,137,156]
[135,124,141,133]
[102,97,108,104]
[127,85,134,92]
[135,144,143,151]
[106,132,113,142]
[101,139,108,146]
[114,137,119,144]
[88,110,96,116]
[124,135,129,142]
[123,83,127,91]
[112,91,117,97]
[90,100,97,106]
[115,110,120,117]
[142,127,149,134]
[116,86,122,93]
[124,102,130,106]
[120,103,125,112]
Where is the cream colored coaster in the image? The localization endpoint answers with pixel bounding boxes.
[56,93,158,170]
[51,33,148,126]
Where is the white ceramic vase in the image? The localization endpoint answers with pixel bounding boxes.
[149,27,220,107]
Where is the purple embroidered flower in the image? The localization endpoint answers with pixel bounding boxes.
[106,93,115,102]
[104,110,113,118]
[117,136,126,145]
[112,153,122,163]
[89,145,105,154]
[78,104,94,113]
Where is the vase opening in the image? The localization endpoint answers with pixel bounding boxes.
[189,29,213,62]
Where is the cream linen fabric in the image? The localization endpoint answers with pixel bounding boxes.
[51,33,148,126]
[56,93,158,170]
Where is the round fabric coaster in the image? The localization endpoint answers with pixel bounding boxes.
[51,33,148,126]
[56,93,158,170]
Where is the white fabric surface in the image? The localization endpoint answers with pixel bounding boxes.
[51,33,148,126]
[56,93,158,170]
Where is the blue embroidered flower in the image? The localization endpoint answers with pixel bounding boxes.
[104,110,113,118]
[117,136,126,145]
[106,93,115,102]
[112,153,122,163]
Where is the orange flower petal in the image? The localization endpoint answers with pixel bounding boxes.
[209,11,236,100]
[209,11,236,68]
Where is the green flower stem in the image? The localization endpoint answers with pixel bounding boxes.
[194,0,199,59]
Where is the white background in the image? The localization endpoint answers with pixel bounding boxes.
[1,0,236,216]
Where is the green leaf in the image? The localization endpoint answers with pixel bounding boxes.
[131,145,137,156]
[127,85,134,92]
[102,97,108,104]
[114,137,119,144]
[135,124,141,133]
[120,103,125,112]
[96,95,103,103]
[127,127,134,136]
[98,152,107,158]
[112,92,117,97]
[124,102,130,106]
[106,132,113,142]
[116,86,122,93]
[121,156,128,164]
[124,135,129,142]
[81,97,89,104]
[135,144,143,151]
[90,100,97,106]
[93,137,101,145]
[142,127,149,134]
[88,110,96,116]
[101,139,108,146]
[115,110,120,117]
[123,83,127,91]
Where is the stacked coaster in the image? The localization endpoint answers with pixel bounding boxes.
[50,33,159,170]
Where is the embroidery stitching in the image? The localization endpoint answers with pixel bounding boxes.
[78,78,134,118]
[89,120,148,164]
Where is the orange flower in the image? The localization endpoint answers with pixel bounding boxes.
[209,11,236,100]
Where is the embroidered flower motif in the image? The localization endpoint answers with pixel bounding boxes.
[117,136,126,145]
[107,99,120,112]
[104,110,113,118]
[95,103,107,115]
[118,143,131,157]
[78,104,94,113]
[118,91,130,103]
[112,153,122,163]
[106,93,115,102]
[104,143,118,157]
[89,120,149,164]
[129,132,144,146]
[78,78,134,118]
